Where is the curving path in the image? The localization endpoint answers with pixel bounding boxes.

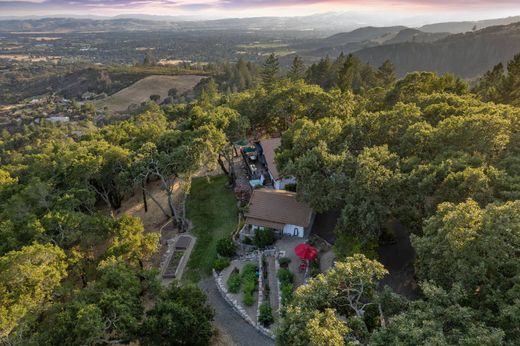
[199,278,275,346]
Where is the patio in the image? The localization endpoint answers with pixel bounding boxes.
[240,144,273,188]
[274,237,309,286]
[274,236,335,287]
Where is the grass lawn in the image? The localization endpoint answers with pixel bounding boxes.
[184,175,238,282]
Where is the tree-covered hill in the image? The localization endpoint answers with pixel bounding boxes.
[354,22,520,78]
[1,52,520,345]
[227,54,520,345]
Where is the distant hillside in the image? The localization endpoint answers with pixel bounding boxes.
[299,26,448,59]
[3,14,520,35]
[0,13,401,34]
[419,15,520,33]
[323,26,407,46]
[383,29,449,44]
[0,14,383,34]
[0,18,180,33]
[294,26,407,57]
[354,22,520,78]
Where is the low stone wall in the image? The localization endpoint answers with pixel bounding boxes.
[213,266,275,340]
[160,238,177,277]
[257,254,264,324]
[275,258,282,315]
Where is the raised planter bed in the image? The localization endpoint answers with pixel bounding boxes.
[162,250,184,278]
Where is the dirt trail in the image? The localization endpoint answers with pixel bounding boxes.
[112,167,223,264]
[115,179,173,232]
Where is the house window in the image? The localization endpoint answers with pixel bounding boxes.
[293,228,299,236]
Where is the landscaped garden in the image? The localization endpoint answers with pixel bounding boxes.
[184,175,238,282]
[219,260,260,321]
[277,267,294,306]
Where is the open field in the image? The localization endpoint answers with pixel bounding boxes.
[97,74,204,113]
[236,42,288,49]
[267,50,296,57]
[0,54,61,62]
[157,59,190,66]
[185,175,238,282]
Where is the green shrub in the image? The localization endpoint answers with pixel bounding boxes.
[254,228,276,248]
[309,258,320,277]
[242,278,256,293]
[259,303,274,327]
[227,269,241,293]
[277,268,295,306]
[334,233,378,260]
[242,263,257,280]
[280,282,294,306]
[277,268,294,285]
[243,291,254,306]
[241,263,258,306]
[284,183,297,192]
[212,257,230,271]
[278,257,291,268]
[216,237,236,257]
[243,236,253,245]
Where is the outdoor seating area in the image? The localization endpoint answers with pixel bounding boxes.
[241,145,272,188]
[274,237,322,286]
[239,138,298,190]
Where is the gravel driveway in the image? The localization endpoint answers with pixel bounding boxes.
[199,278,275,346]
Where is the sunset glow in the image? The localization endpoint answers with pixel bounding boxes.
[1,0,520,22]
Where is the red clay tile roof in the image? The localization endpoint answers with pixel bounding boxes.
[245,189,313,229]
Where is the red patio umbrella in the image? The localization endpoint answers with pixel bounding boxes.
[294,243,318,261]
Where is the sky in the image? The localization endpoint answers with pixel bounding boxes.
[1,0,520,23]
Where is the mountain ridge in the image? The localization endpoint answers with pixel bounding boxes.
[354,21,520,78]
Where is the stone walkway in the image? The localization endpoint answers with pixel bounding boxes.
[320,250,335,273]
[266,256,279,318]
[199,278,275,346]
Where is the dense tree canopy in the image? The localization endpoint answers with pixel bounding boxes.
[370,283,506,346]
[0,99,233,343]
[277,255,387,345]
[0,243,67,339]
[138,284,214,346]
[243,60,520,345]
[412,199,520,343]
[475,53,520,106]
[2,50,520,345]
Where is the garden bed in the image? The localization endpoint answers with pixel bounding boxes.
[163,250,185,278]
[220,260,259,322]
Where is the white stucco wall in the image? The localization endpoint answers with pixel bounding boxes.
[273,177,296,190]
[282,224,304,237]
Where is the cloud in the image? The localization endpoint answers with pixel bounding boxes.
[1,0,520,15]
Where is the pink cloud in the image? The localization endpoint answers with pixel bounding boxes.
[1,0,519,15]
